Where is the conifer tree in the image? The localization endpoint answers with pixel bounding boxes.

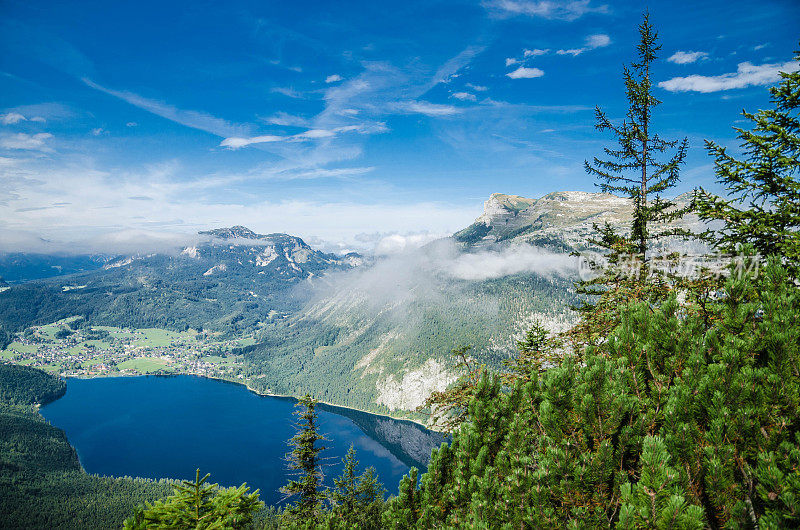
[503,320,556,382]
[327,445,385,529]
[123,469,261,529]
[694,49,800,276]
[585,11,689,257]
[281,393,326,525]
[618,436,705,529]
[574,13,689,349]
[382,467,421,528]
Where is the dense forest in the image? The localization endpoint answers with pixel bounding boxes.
[0,364,176,528]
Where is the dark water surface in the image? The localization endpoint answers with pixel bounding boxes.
[40,375,443,505]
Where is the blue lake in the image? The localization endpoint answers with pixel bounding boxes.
[40,375,444,506]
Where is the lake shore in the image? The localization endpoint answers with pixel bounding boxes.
[63,370,437,432]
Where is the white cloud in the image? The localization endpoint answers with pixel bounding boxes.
[0,162,477,254]
[0,132,53,150]
[466,83,489,92]
[220,124,386,150]
[374,233,443,255]
[448,245,575,280]
[667,51,709,64]
[485,0,609,21]
[126,121,138,127]
[83,78,250,137]
[1,112,27,125]
[398,101,462,116]
[325,74,343,83]
[659,60,800,93]
[524,48,550,57]
[91,127,106,136]
[220,135,285,149]
[586,34,610,48]
[506,66,544,79]
[505,57,519,66]
[297,128,337,139]
[452,92,477,101]
[264,112,310,127]
[556,33,610,56]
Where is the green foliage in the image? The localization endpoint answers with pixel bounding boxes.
[282,394,327,525]
[584,12,689,255]
[326,445,385,529]
[382,467,421,528]
[387,258,800,528]
[695,48,800,276]
[618,436,705,529]
[123,469,262,529]
[0,363,65,406]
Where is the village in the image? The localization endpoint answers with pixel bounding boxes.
[0,316,251,381]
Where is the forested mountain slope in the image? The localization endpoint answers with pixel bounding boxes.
[0,193,701,417]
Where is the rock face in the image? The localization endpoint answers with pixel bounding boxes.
[171,226,360,281]
[455,191,698,253]
[376,359,457,411]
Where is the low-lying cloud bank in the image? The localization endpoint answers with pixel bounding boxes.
[302,238,578,315]
[448,245,576,280]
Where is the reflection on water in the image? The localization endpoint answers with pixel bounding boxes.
[40,375,445,505]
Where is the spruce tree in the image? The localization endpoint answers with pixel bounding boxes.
[694,49,800,276]
[585,11,689,256]
[281,393,326,525]
[574,12,689,349]
[327,445,385,529]
[123,469,261,529]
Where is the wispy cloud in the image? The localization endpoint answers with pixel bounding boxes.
[220,135,285,149]
[667,51,709,64]
[220,124,387,150]
[83,78,251,137]
[1,113,26,125]
[452,92,477,101]
[525,48,550,57]
[325,74,343,83]
[484,0,609,21]
[659,60,799,93]
[506,66,545,79]
[395,101,463,116]
[0,132,53,150]
[556,33,610,56]
[428,45,487,88]
[4,103,74,122]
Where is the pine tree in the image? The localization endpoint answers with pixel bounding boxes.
[574,12,689,349]
[584,11,689,256]
[694,49,800,276]
[503,320,557,383]
[122,469,261,529]
[382,467,421,528]
[281,393,326,525]
[327,445,385,529]
[618,436,705,529]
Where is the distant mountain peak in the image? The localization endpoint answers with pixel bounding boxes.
[456,190,698,251]
[199,226,262,240]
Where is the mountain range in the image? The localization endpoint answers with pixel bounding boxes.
[0,191,700,418]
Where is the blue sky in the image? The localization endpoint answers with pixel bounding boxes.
[1,0,798,253]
